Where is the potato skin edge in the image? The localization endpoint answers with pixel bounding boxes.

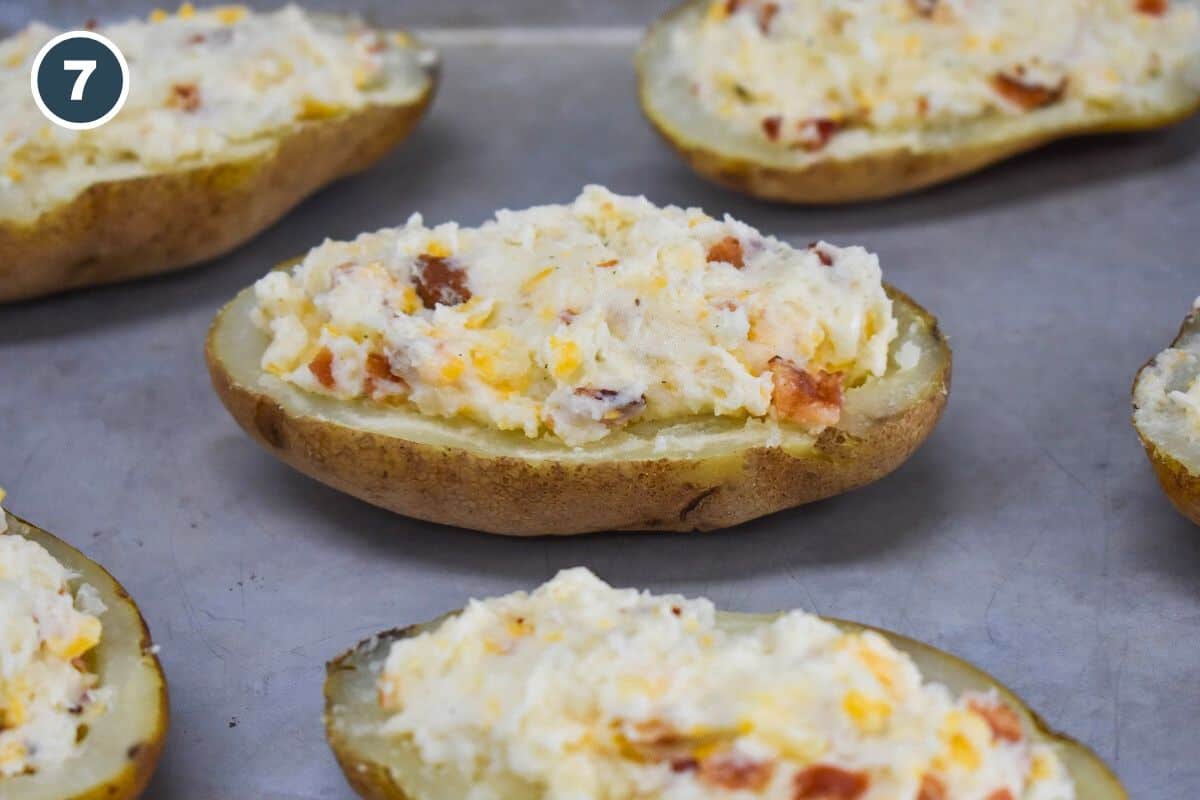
[1133,310,1200,527]
[0,78,435,303]
[205,289,950,536]
[635,0,1200,204]
[7,515,170,800]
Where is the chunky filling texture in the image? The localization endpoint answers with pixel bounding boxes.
[0,4,432,220]
[378,568,1074,800]
[252,186,902,446]
[667,0,1200,153]
[1171,372,1200,436]
[0,499,109,777]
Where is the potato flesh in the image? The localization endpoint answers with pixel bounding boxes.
[2,514,166,800]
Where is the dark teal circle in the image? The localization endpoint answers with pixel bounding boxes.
[35,34,126,125]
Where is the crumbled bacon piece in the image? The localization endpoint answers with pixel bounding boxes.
[413,254,471,309]
[725,0,748,13]
[364,353,407,397]
[916,96,931,117]
[793,118,841,151]
[671,758,699,773]
[308,348,335,389]
[169,83,202,112]
[807,242,834,267]
[793,765,869,799]
[707,236,745,268]
[917,774,947,800]
[991,71,1067,110]
[574,387,646,425]
[1136,0,1168,14]
[700,755,775,791]
[986,791,1016,800]
[758,2,780,33]
[762,115,783,141]
[968,699,1024,743]
[769,358,843,429]
[597,259,619,268]
[907,0,939,17]
[187,32,207,44]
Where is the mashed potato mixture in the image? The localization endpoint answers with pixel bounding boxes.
[252,186,901,447]
[0,494,110,777]
[378,568,1074,800]
[0,4,432,221]
[667,0,1200,153]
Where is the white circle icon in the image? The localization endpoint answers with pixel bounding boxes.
[30,30,131,131]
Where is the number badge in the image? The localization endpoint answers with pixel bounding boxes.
[31,30,130,131]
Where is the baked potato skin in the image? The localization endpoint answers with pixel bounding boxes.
[206,288,949,536]
[7,514,169,800]
[1134,310,1200,527]
[323,617,1127,800]
[0,82,435,304]
[636,1,1200,204]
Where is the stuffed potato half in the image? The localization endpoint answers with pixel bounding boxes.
[0,6,438,303]
[208,283,947,535]
[1133,303,1200,526]
[1,511,168,800]
[324,572,1125,800]
[636,0,1200,204]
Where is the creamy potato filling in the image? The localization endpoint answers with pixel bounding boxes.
[1171,377,1200,435]
[252,186,900,447]
[378,568,1074,800]
[0,496,109,777]
[0,4,432,220]
[668,0,1200,152]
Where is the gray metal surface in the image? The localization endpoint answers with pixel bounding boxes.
[2,15,1200,800]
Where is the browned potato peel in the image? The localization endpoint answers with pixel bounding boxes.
[323,612,1127,800]
[1133,307,1200,526]
[206,279,950,535]
[636,0,1200,204]
[2,512,168,800]
[0,29,437,304]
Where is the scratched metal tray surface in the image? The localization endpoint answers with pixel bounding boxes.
[3,1,1199,798]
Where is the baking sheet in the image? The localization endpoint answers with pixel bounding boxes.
[2,10,1200,799]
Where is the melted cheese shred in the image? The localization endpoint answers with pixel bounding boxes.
[0,504,109,778]
[251,186,899,447]
[667,0,1200,154]
[378,568,1075,800]
[0,4,431,221]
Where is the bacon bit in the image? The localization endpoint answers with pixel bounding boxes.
[575,387,647,425]
[700,755,775,791]
[986,792,1016,800]
[907,0,939,17]
[671,605,682,616]
[671,758,699,773]
[84,18,98,30]
[169,83,202,112]
[725,0,748,12]
[413,254,471,309]
[365,352,405,388]
[308,348,335,389]
[758,2,780,33]
[917,774,947,800]
[762,115,783,141]
[991,71,1067,110]
[807,242,834,266]
[1136,0,1168,14]
[916,96,931,117]
[769,358,843,429]
[186,32,207,44]
[968,699,1023,743]
[707,236,745,268]
[793,765,870,799]
[792,118,841,152]
[596,259,619,268]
